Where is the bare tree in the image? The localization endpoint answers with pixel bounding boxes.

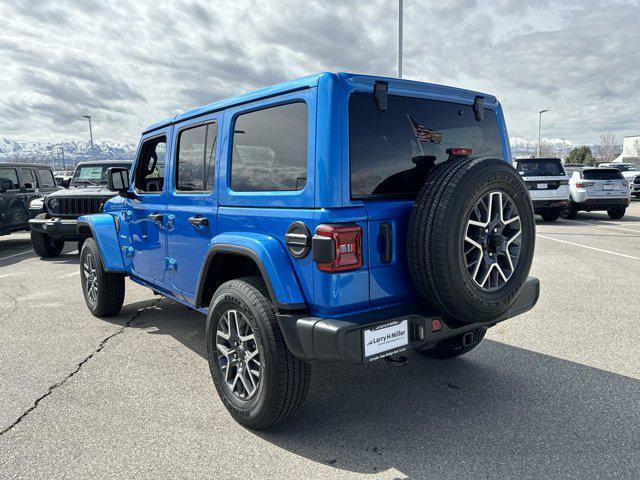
[631,139,640,159]
[599,132,617,163]
[537,140,555,157]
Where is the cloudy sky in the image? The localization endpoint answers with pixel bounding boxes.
[1,0,639,145]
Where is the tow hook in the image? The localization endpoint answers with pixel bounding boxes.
[384,354,408,367]
[462,332,474,347]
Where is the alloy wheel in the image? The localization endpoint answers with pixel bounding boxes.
[83,252,98,305]
[463,191,522,291]
[216,309,261,400]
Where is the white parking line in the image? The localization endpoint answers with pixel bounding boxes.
[570,219,640,234]
[536,234,640,260]
[0,249,33,262]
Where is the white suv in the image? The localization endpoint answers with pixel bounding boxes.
[516,158,570,222]
[597,162,640,197]
[564,167,630,219]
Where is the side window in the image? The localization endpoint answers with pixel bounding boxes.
[176,122,217,192]
[37,169,56,188]
[20,168,39,190]
[0,168,20,190]
[231,102,308,192]
[134,136,167,193]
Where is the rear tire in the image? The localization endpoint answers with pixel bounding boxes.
[207,277,310,430]
[607,207,626,219]
[407,158,535,324]
[30,213,64,257]
[80,238,125,317]
[540,210,560,222]
[417,328,486,359]
[561,204,578,219]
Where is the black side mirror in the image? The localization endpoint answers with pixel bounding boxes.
[107,167,130,194]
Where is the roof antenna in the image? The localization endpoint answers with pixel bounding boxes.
[373,81,388,112]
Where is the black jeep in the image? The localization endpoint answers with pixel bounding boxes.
[29,161,132,257]
[1,162,59,237]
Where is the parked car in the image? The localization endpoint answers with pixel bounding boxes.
[28,161,132,257]
[563,167,630,219]
[0,162,59,236]
[597,162,640,197]
[76,73,539,429]
[515,157,569,221]
[54,171,73,188]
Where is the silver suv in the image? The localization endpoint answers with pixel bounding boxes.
[516,157,569,222]
[563,167,630,219]
[597,162,640,197]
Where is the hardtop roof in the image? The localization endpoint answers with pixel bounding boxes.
[143,72,497,134]
[0,162,53,169]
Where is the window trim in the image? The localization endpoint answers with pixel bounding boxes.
[173,120,217,195]
[0,167,21,191]
[133,133,168,195]
[229,100,309,193]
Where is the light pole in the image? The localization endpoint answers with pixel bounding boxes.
[398,0,403,78]
[537,109,549,158]
[82,115,94,159]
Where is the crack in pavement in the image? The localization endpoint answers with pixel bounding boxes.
[0,299,160,436]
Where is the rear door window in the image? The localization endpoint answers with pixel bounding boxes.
[20,168,39,189]
[176,122,217,192]
[349,93,504,198]
[230,102,308,192]
[583,169,623,180]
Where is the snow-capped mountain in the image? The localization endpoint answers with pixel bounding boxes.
[510,136,575,158]
[0,138,136,168]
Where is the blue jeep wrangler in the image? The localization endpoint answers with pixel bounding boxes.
[78,73,539,429]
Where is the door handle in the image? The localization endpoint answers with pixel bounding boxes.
[188,216,209,227]
[380,222,392,263]
[148,213,163,223]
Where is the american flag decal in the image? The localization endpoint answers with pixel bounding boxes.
[407,114,443,144]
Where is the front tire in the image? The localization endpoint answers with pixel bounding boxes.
[80,238,125,317]
[540,210,561,222]
[607,207,626,219]
[31,213,64,257]
[207,277,310,430]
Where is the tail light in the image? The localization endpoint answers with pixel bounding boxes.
[575,181,595,188]
[313,224,362,272]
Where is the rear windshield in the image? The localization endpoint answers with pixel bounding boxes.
[72,163,131,186]
[349,93,504,198]
[583,169,624,180]
[516,159,564,177]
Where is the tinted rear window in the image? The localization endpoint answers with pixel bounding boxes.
[516,159,564,176]
[583,169,623,180]
[349,93,504,198]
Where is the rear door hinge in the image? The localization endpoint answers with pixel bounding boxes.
[165,257,178,271]
[122,246,135,258]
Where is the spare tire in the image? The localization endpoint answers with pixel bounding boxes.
[407,157,535,324]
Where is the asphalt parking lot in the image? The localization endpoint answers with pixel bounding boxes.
[1,203,639,480]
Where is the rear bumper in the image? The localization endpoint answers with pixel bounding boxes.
[28,217,81,240]
[532,199,568,211]
[573,198,630,210]
[276,276,540,363]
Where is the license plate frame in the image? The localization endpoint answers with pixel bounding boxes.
[363,320,409,361]
[603,184,614,190]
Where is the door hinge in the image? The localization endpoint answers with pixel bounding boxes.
[165,257,178,271]
[122,210,133,222]
[122,246,135,258]
[164,214,175,230]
